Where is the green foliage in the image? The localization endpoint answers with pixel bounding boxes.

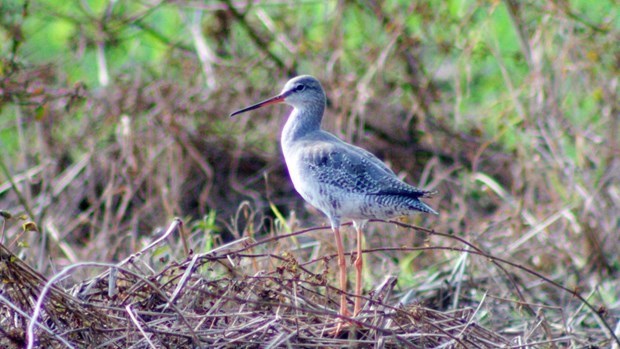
[0,109,19,159]
[192,210,219,253]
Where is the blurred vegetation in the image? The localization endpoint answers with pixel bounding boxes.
[0,0,618,346]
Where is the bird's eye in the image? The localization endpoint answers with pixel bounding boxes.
[295,85,306,92]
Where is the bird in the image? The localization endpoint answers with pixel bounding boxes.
[230,75,437,330]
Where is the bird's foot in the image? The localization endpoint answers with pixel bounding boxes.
[328,308,357,337]
[329,317,352,337]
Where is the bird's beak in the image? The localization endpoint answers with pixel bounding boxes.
[230,91,290,117]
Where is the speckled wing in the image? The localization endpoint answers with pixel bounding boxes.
[300,137,434,200]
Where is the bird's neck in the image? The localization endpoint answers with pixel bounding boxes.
[281,104,324,148]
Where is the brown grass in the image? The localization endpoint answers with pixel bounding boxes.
[1,1,619,348]
[4,218,614,348]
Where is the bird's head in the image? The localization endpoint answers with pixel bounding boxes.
[230,75,325,117]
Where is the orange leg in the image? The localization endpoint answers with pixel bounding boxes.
[332,227,349,334]
[353,224,363,317]
[332,227,349,317]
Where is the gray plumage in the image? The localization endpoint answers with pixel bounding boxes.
[231,75,437,323]
[232,75,438,229]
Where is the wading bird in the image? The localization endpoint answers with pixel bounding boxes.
[230,75,437,331]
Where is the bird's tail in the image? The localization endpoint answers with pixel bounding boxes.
[420,189,438,199]
[416,199,439,215]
